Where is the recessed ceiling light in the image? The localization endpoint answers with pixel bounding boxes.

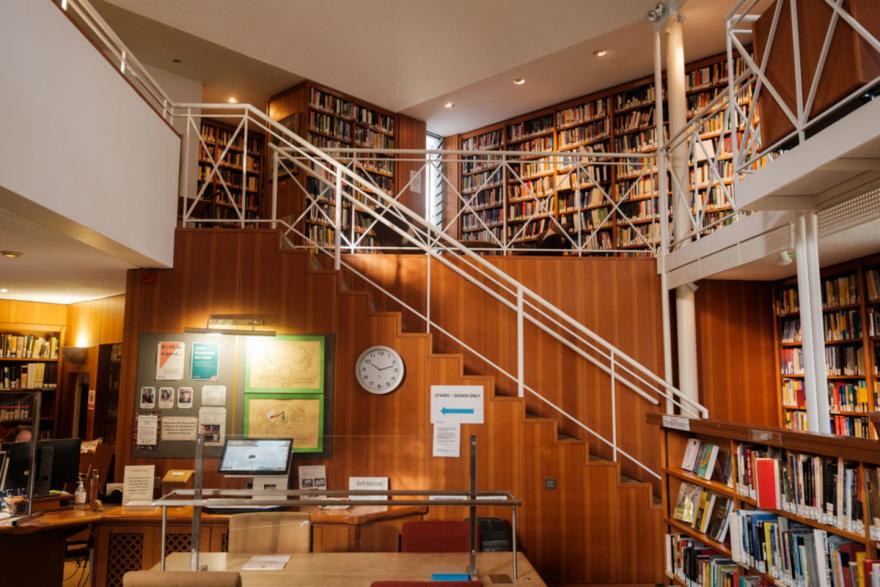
[443,101,455,109]
[0,289,8,294]
[593,49,609,57]
[172,58,182,64]
[513,78,526,85]
[0,250,22,259]
[227,96,238,104]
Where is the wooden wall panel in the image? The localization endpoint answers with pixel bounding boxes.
[695,279,778,426]
[396,114,427,218]
[0,300,67,327]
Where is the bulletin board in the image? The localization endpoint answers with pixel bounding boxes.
[131,332,335,459]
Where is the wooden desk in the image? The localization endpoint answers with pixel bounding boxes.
[158,551,546,586]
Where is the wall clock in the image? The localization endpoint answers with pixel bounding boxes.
[356,345,405,395]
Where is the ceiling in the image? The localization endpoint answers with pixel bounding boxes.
[95,0,737,135]
[0,209,133,304]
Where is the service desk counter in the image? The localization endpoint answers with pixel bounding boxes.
[0,504,426,587]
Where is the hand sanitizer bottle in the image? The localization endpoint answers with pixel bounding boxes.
[74,475,87,506]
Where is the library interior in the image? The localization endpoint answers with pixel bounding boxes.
[4,0,880,585]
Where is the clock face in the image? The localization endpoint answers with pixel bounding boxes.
[356,346,405,395]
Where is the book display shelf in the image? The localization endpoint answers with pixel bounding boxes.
[193,119,265,226]
[454,52,752,253]
[0,325,64,439]
[650,414,880,586]
[773,256,880,439]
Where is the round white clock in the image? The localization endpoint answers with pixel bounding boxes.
[356,345,405,395]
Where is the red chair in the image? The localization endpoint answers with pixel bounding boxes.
[400,520,478,553]
[371,583,480,587]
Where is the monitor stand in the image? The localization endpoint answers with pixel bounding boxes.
[251,476,288,502]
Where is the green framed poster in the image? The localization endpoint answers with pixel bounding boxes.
[243,393,324,453]
[191,341,220,381]
[244,335,325,394]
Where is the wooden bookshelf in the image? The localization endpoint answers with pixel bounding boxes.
[452,52,754,253]
[0,325,64,438]
[650,414,880,585]
[191,119,265,227]
[772,256,880,439]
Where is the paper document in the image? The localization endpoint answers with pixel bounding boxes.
[241,554,290,571]
[432,421,461,458]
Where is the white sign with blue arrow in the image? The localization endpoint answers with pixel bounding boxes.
[430,385,484,424]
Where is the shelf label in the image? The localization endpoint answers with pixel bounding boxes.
[662,415,690,431]
[748,429,780,444]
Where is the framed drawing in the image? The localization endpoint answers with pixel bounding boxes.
[243,394,324,453]
[245,335,325,394]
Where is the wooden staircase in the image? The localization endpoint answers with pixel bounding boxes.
[305,249,665,584]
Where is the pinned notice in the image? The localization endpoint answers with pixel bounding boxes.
[432,421,461,458]
[430,385,484,424]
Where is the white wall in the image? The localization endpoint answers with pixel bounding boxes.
[0,0,180,267]
[146,65,203,204]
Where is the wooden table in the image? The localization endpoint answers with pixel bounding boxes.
[158,551,547,586]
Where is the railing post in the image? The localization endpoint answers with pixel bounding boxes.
[271,150,279,230]
[182,107,192,229]
[241,114,248,229]
[426,253,432,334]
[611,350,617,463]
[516,286,524,398]
[334,168,342,270]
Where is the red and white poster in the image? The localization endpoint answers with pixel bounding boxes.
[156,341,185,381]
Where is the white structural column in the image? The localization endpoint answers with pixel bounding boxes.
[794,213,831,432]
[666,13,701,408]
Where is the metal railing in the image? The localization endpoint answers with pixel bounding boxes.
[56,0,709,482]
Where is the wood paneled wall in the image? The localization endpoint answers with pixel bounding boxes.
[395,114,427,217]
[0,299,67,327]
[694,279,778,426]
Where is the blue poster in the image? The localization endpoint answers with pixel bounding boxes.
[191,341,220,381]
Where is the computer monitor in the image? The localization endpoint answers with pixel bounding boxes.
[0,439,81,496]
[218,438,292,476]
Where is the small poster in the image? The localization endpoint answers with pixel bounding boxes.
[201,385,227,406]
[432,421,461,458]
[177,387,193,409]
[191,341,220,381]
[139,386,156,409]
[136,414,159,446]
[161,416,198,441]
[156,341,186,380]
[158,387,175,409]
[198,407,226,446]
[298,465,327,491]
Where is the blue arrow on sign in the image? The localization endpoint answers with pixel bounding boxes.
[441,407,475,415]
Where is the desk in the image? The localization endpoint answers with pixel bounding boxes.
[158,551,546,586]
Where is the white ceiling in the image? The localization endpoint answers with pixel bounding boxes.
[0,209,132,304]
[96,0,737,135]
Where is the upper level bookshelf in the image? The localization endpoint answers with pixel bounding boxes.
[451,52,751,253]
[773,255,880,439]
[0,325,64,439]
[650,414,880,586]
[192,119,265,227]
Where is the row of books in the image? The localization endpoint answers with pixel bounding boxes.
[681,438,733,484]
[825,310,863,341]
[687,62,726,90]
[824,274,860,309]
[558,120,608,149]
[310,111,351,140]
[355,127,395,149]
[460,226,503,243]
[781,318,802,343]
[308,133,347,151]
[691,161,734,186]
[510,135,554,154]
[615,85,656,111]
[0,334,59,359]
[615,108,654,133]
[461,130,503,151]
[355,107,394,135]
[866,269,880,302]
[309,87,354,119]
[785,410,808,431]
[693,186,732,212]
[867,308,880,337]
[614,129,657,153]
[667,534,769,587]
[831,415,871,439]
[556,98,607,128]
[0,403,34,422]
[729,511,869,586]
[463,187,503,210]
[462,169,502,195]
[776,287,800,316]
[619,175,658,198]
[508,115,553,143]
[201,127,261,153]
[462,208,502,230]
[781,348,804,375]
[509,177,555,201]
[735,444,865,534]
[618,223,660,247]
[1,363,58,390]
[828,381,869,413]
[673,482,734,542]
[825,344,864,377]
[619,199,659,221]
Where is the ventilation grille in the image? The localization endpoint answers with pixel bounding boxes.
[819,186,880,237]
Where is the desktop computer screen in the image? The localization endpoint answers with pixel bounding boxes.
[218,438,292,476]
[1,438,81,495]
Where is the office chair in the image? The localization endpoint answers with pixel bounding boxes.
[227,511,311,554]
[400,520,478,553]
[122,571,242,587]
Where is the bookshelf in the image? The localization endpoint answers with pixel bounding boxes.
[452,52,754,253]
[267,81,409,250]
[192,119,265,226]
[506,110,556,245]
[773,257,879,439]
[460,125,505,245]
[651,414,880,586]
[0,326,63,438]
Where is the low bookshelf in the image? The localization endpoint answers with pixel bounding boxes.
[650,413,880,586]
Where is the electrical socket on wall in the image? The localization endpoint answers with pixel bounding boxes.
[544,478,557,490]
